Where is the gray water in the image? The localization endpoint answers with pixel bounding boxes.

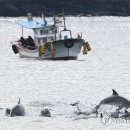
[0,17,130,130]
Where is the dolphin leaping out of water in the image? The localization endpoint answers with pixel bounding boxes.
[69,89,130,119]
[98,89,130,109]
[72,89,130,118]
[91,89,130,118]
[6,99,25,117]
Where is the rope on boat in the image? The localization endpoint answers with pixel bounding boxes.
[50,40,56,58]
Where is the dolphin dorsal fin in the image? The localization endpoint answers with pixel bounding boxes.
[112,89,118,96]
[125,109,129,114]
[18,98,21,104]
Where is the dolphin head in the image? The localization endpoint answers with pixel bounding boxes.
[41,109,51,117]
[5,108,11,115]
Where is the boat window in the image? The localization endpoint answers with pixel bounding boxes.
[34,29,38,34]
[40,29,48,35]
[40,28,57,35]
[52,28,57,33]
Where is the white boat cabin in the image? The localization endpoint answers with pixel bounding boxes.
[33,26,58,45]
[16,13,72,47]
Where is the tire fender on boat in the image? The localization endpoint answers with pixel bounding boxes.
[64,39,74,48]
[12,45,18,54]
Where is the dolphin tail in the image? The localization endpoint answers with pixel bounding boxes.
[70,101,80,106]
[6,108,11,115]
[18,98,21,104]
[112,89,118,96]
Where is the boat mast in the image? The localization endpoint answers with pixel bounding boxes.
[53,16,57,41]
[22,26,23,37]
[63,9,67,31]
[42,13,47,26]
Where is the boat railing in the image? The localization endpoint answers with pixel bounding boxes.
[11,40,38,50]
[60,29,72,40]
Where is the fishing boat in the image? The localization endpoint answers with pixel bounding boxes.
[11,13,91,60]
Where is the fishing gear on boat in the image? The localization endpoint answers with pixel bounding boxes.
[82,42,91,55]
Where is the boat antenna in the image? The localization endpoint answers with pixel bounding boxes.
[63,9,67,31]
[42,13,47,26]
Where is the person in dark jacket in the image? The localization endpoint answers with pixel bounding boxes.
[27,36,35,48]
[18,37,29,47]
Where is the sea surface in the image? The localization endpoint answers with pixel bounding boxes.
[0,16,130,130]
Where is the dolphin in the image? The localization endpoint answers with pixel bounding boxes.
[99,89,130,109]
[40,108,51,117]
[5,108,11,116]
[89,89,130,117]
[10,99,25,117]
[70,89,130,118]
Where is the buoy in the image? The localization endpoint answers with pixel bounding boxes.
[12,45,18,54]
[64,39,74,48]
[82,43,88,54]
[39,43,46,56]
[50,42,56,58]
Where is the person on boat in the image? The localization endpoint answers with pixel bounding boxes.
[26,36,35,49]
[19,37,24,42]
[77,34,82,39]
[18,37,26,46]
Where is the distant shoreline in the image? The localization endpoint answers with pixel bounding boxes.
[1,0,130,17]
[1,13,130,17]
[0,14,130,17]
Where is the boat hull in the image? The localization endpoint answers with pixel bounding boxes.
[11,39,84,60]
